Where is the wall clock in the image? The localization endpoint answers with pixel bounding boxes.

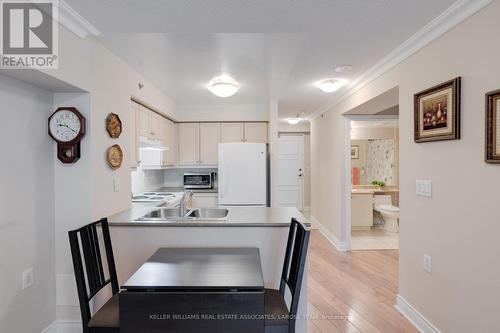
[48,107,86,163]
[106,113,122,138]
[107,144,123,170]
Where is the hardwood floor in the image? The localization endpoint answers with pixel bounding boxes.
[307,231,417,333]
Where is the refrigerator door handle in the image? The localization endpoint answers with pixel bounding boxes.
[219,149,224,198]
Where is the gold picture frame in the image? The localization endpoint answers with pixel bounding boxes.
[350,145,359,159]
[486,89,500,163]
[414,77,461,143]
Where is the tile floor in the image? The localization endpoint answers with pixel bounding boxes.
[351,226,399,250]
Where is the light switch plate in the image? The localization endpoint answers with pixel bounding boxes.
[113,177,120,192]
[416,180,432,197]
[423,254,432,273]
[22,267,34,290]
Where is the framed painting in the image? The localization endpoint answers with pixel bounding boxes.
[350,145,359,159]
[414,77,461,143]
[486,89,500,163]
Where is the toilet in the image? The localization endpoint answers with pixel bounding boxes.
[373,195,399,233]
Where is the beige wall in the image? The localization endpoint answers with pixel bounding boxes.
[311,1,500,331]
[0,76,55,333]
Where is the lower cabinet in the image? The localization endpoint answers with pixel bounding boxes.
[351,193,374,230]
[189,193,218,208]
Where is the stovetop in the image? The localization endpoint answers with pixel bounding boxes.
[132,191,183,204]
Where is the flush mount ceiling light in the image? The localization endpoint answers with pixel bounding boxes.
[286,115,304,125]
[316,78,344,93]
[334,64,353,73]
[207,74,239,97]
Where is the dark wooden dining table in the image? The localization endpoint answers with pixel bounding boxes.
[119,247,265,333]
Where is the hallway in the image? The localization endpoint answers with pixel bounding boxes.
[307,231,417,332]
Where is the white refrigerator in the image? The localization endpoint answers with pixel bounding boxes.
[218,143,268,207]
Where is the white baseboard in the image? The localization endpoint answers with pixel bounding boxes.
[310,215,348,251]
[41,320,81,333]
[395,295,441,333]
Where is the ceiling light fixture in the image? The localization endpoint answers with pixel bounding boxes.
[334,64,353,73]
[317,78,344,93]
[287,116,303,125]
[207,74,239,97]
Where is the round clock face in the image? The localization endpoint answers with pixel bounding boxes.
[49,109,82,142]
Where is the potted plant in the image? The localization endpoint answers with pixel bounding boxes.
[371,180,386,190]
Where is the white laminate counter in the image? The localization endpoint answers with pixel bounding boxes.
[108,205,308,227]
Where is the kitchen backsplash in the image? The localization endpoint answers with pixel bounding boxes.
[131,168,164,195]
[132,168,218,194]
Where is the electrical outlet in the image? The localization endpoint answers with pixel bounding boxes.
[416,180,432,197]
[423,254,432,273]
[22,267,34,290]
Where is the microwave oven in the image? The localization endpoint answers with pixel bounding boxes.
[183,172,213,189]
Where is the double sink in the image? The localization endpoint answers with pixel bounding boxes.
[136,208,230,222]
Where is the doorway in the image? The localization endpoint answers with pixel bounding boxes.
[347,116,400,250]
[275,134,306,211]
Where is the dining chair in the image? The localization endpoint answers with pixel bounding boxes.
[68,218,120,333]
[264,218,310,333]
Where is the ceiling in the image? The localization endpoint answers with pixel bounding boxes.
[66,0,457,119]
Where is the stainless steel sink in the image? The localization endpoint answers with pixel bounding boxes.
[136,208,192,221]
[186,208,230,220]
[136,208,229,221]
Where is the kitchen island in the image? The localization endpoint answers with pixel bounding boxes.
[107,206,309,333]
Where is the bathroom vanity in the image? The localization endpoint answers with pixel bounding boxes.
[351,187,399,230]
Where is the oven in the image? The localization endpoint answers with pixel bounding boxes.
[183,172,213,189]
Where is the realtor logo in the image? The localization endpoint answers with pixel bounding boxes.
[1,0,58,69]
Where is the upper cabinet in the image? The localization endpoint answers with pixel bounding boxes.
[138,105,162,141]
[244,123,268,143]
[133,101,177,168]
[220,122,268,143]
[179,123,220,166]
[221,123,244,143]
[165,121,177,166]
[178,123,200,165]
[131,102,140,168]
[199,123,220,165]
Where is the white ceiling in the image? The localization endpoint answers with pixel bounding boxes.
[66,0,457,119]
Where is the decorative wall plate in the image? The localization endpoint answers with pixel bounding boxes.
[106,113,122,138]
[107,144,123,170]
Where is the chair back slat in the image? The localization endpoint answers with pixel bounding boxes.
[68,218,119,331]
[279,218,310,328]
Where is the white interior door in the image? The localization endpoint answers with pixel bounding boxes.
[275,135,304,210]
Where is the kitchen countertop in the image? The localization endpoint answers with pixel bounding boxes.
[108,205,308,228]
[155,186,219,194]
[351,188,399,194]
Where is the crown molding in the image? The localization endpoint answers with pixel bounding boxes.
[58,0,100,39]
[307,0,493,120]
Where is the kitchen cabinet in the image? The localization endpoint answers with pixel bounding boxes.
[179,123,220,166]
[165,121,177,166]
[138,105,151,138]
[189,193,218,208]
[131,102,140,168]
[221,122,268,143]
[159,117,177,166]
[244,123,268,143]
[199,123,220,165]
[178,123,200,165]
[221,123,244,142]
[137,104,163,141]
[149,112,162,140]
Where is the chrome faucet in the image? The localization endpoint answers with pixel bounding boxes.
[179,190,193,215]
